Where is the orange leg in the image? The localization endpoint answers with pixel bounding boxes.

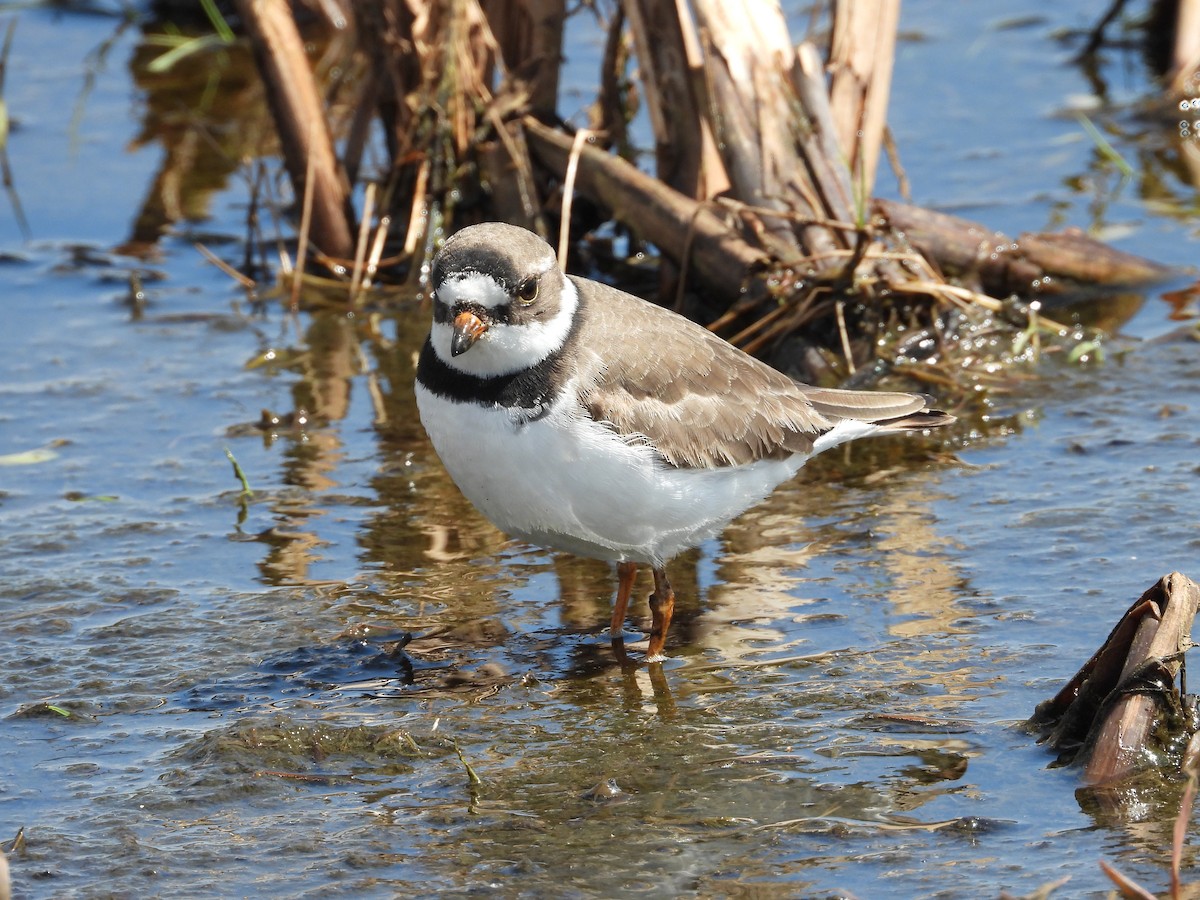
[610,561,638,639]
[646,567,676,662]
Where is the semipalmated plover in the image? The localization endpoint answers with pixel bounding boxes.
[415,223,954,661]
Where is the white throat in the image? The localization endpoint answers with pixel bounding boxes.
[431,277,579,379]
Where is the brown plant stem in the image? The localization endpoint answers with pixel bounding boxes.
[235,0,355,260]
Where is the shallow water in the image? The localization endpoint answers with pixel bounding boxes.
[2,2,1199,898]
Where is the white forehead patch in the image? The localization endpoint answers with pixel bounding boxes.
[435,272,511,309]
[431,279,579,378]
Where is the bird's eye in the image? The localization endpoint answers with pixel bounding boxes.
[516,277,538,304]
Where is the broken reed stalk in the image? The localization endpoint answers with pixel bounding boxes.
[291,117,319,313]
[828,0,900,200]
[790,42,859,233]
[624,0,726,201]
[873,199,1172,296]
[364,214,391,290]
[693,0,814,260]
[234,0,354,260]
[1029,572,1200,786]
[1082,573,1198,785]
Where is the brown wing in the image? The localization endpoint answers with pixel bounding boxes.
[571,278,942,469]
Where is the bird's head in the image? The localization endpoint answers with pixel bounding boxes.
[428,223,577,378]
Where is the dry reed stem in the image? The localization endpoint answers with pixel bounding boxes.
[889,363,975,392]
[900,278,1070,332]
[671,207,705,312]
[626,0,727,201]
[403,159,431,257]
[364,216,391,289]
[622,0,669,155]
[290,118,319,314]
[558,128,593,269]
[739,310,822,357]
[739,291,833,357]
[523,115,767,299]
[348,181,376,302]
[835,300,855,374]
[690,0,812,257]
[253,162,295,278]
[1098,861,1158,900]
[235,0,354,259]
[725,298,794,347]
[195,243,256,288]
[487,110,542,230]
[882,127,911,202]
[790,42,858,229]
[828,0,900,198]
[671,0,729,198]
[715,196,861,233]
[1173,734,1200,896]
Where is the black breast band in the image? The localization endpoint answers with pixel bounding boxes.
[416,293,584,417]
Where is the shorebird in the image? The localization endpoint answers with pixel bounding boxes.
[415,223,953,661]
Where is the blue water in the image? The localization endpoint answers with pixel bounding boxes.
[1,2,1198,898]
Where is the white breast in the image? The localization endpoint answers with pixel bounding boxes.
[415,383,807,566]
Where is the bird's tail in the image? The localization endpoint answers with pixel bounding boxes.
[872,408,956,431]
[803,388,956,431]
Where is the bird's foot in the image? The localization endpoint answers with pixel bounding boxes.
[645,568,676,662]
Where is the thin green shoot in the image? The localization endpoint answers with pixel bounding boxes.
[1067,339,1104,365]
[146,0,236,74]
[454,740,483,786]
[224,448,254,498]
[1077,114,1133,180]
[1013,305,1043,360]
[200,0,236,43]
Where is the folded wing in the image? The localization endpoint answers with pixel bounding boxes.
[573,278,951,469]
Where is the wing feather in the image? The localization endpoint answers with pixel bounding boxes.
[571,278,950,469]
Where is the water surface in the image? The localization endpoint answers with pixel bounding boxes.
[2,2,1199,898]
